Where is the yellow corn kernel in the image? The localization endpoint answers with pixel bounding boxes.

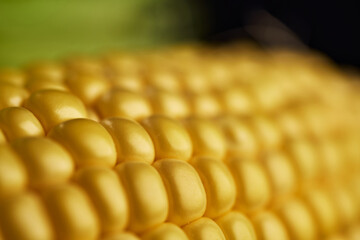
[181,70,210,94]
[275,111,307,140]
[261,152,298,200]
[251,211,290,240]
[220,87,254,116]
[102,232,140,240]
[66,74,110,106]
[0,83,29,110]
[111,73,144,92]
[303,187,338,236]
[183,217,226,240]
[115,161,168,233]
[277,199,318,240]
[25,78,68,93]
[299,105,327,139]
[0,69,26,87]
[146,69,181,92]
[66,57,104,75]
[249,116,283,151]
[285,140,320,183]
[153,159,206,226]
[142,223,189,240]
[0,130,5,144]
[329,186,358,228]
[141,116,193,161]
[88,108,100,121]
[190,93,222,118]
[41,184,100,240]
[95,89,152,120]
[217,116,259,159]
[103,53,141,74]
[226,158,271,213]
[11,137,74,189]
[148,90,190,118]
[190,157,236,218]
[347,224,360,240]
[74,167,129,234]
[24,89,87,131]
[0,145,27,198]
[101,118,155,164]
[325,235,347,240]
[26,62,65,82]
[0,107,44,141]
[0,192,54,240]
[49,118,117,168]
[216,211,257,240]
[317,139,343,177]
[184,118,226,160]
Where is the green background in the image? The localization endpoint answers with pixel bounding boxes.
[0,0,206,67]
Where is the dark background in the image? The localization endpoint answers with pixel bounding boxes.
[203,0,360,67]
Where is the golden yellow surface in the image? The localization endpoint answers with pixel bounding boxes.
[0,44,359,240]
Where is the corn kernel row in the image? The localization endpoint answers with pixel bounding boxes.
[0,43,359,240]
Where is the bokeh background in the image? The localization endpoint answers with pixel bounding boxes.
[1,0,359,67]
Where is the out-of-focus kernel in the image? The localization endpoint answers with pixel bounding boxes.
[115,161,168,233]
[66,74,110,106]
[298,105,329,139]
[183,217,226,240]
[146,68,181,92]
[0,130,5,144]
[220,87,254,116]
[249,116,283,152]
[0,69,26,87]
[148,90,190,119]
[261,152,297,201]
[102,232,140,240]
[316,139,344,177]
[189,93,222,118]
[66,57,104,76]
[25,78,68,93]
[328,185,359,228]
[11,137,74,189]
[0,107,44,141]
[274,111,307,140]
[74,167,128,234]
[24,89,87,132]
[0,192,54,240]
[276,199,318,240]
[26,62,64,82]
[347,224,360,240]
[251,211,289,240]
[111,73,144,92]
[41,184,100,240]
[96,89,152,120]
[0,145,27,198]
[216,211,257,240]
[285,140,320,183]
[226,158,271,213]
[101,118,155,164]
[184,118,226,160]
[48,118,117,168]
[141,116,193,161]
[142,223,188,240]
[303,187,339,237]
[0,83,29,110]
[181,70,210,94]
[217,116,259,159]
[153,159,206,226]
[190,157,236,218]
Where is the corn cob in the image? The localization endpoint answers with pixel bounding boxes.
[0,43,360,240]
